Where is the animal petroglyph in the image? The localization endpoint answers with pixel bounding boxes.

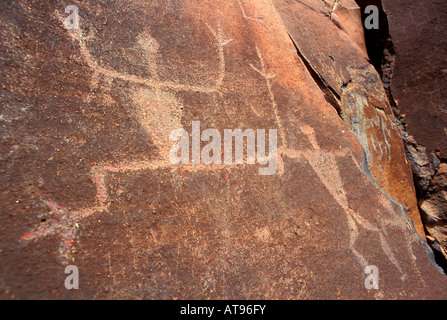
[341,78,394,167]
[59,14,232,94]
[250,43,419,279]
[22,9,421,281]
[22,12,233,260]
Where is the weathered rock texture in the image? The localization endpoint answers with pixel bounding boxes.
[1,0,446,299]
[274,0,424,237]
[380,0,447,263]
[421,164,447,258]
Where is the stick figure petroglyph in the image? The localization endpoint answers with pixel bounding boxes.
[236,0,267,29]
[22,9,422,281]
[22,12,234,260]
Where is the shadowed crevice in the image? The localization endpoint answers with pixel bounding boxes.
[354,0,447,274]
[287,33,342,114]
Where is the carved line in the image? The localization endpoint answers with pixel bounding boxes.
[22,12,236,259]
[236,0,267,28]
[24,13,417,275]
[56,11,232,93]
[21,161,244,257]
[284,125,406,276]
[250,46,288,149]
[22,129,412,275]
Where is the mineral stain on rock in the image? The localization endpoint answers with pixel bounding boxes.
[1,0,446,299]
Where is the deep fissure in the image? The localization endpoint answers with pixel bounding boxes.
[287,33,342,114]
[355,0,447,273]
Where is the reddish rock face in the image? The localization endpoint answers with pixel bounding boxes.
[0,0,446,299]
[381,0,447,263]
[382,0,447,158]
[272,0,424,237]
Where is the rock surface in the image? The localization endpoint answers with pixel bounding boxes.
[273,0,424,237]
[0,0,446,299]
[382,0,447,158]
[421,164,447,259]
[381,0,447,262]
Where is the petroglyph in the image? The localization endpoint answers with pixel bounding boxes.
[280,124,424,279]
[249,46,287,149]
[251,43,416,277]
[22,11,421,278]
[341,83,394,166]
[236,0,267,28]
[22,161,243,260]
[130,87,182,159]
[22,12,233,261]
[55,11,232,94]
[329,0,339,20]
